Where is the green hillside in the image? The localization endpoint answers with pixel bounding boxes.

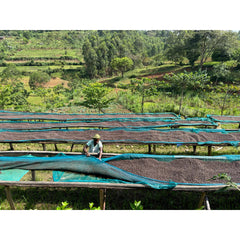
[0,30,240,116]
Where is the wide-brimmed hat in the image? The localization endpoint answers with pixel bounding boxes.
[93,134,101,139]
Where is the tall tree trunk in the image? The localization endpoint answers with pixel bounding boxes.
[221,86,230,116]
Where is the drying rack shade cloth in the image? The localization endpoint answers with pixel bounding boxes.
[0,128,239,146]
[0,153,238,189]
[0,169,28,181]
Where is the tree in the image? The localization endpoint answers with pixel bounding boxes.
[35,88,65,111]
[96,42,109,77]
[0,85,12,109]
[81,82,115,113]
[0,83,29,110]
[110,57,133,77]
[164,70,210,115]
[0,64,22,84]
[212,48,231,62]
[193,30,238,68]
[185,32,201,67]
[211,63,231,85]
[10,82,30,108]
[29,71,51,90]
[82,39,98,79]
[129,78,159,113]
[165,31,189,65]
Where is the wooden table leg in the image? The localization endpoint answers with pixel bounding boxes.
[9,143,14,150]
[197,192,206,209]
[31,170,36,181]
[208,146,212,156]
[153,144,156,154]
[5,186,15,210]
[193,145,197,154]
[42,143,46,151]
[148,144,152,154]
[54,144,58,151]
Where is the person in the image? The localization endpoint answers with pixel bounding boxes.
[83,134,103,160]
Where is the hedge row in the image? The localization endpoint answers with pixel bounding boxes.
[5,56,79,61]
[0,61,83,67]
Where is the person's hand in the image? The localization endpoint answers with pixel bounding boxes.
[86,152,90,157]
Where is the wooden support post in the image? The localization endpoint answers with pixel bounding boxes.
[193,145,197,154]
[5,186,15,210]
[31,170,36,181]
[197,192,206,209]
[42,143,46,151]
[148,144,152,154]
[54,144,58,151]
[9,143,14,150]
[70,144,74,152]
[208,146,212,156]
[99,188,106,210]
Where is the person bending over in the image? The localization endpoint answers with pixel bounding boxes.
[83,134,103,160]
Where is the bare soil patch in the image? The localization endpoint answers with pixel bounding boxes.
[43,77,69,88]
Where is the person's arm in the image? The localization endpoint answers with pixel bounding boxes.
[98,147,103,160]
[83,144,90,157]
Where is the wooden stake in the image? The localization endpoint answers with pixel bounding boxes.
[5,186,15,210]
[70,144,74,152]
[99,188,106,210]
